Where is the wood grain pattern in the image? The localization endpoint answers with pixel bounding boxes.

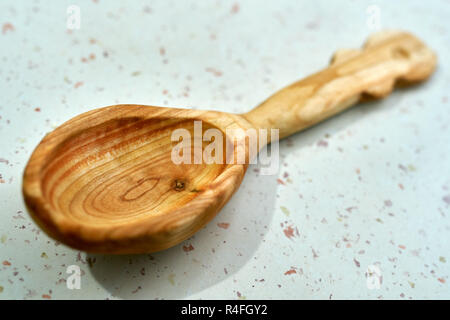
[24,106,253,253]
[244,31,436,140]
[22,31,437,253]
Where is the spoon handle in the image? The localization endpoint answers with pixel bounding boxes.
[243,31,436,140]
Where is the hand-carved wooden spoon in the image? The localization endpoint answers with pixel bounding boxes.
[23,31,436,254]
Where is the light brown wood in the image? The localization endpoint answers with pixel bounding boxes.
[23,107,253,253]
[244,30,436,140]
[22,31,436,254]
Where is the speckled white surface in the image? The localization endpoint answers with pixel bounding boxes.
[1,0,449,300]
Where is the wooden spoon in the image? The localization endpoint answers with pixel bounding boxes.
[23,31,436,254]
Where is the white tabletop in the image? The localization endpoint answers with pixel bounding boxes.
[0,0,449,299]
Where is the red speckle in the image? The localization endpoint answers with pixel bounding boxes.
[236,291,241,297]
[277,178,285,185]
[131,286,142,294]
[2,260,11,266]
[317,139,328,147]
[217,222,230,229]
[159,47,166,56]
[205,67,223,77]
[283,225,299,239]
[438,278,446,284]
[284,268,296,275]
[34,107,41,112]
[231,3,240,14]
[2,23,14,35]
[182,244,194,252]
[42,294,51,299]
[443,195,450,205]
[398,245,406,250]
[89,53,96,60]
[74,81,84,88]
[398,183,404,190]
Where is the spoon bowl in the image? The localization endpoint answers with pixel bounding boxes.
[23,105,253,253]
